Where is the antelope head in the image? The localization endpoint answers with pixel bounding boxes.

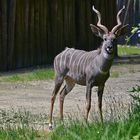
[90,5,129,57]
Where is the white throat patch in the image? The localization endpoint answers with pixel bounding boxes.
[103,52,113,60]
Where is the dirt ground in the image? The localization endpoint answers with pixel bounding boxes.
[0,63,140,121]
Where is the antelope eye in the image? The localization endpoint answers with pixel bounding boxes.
[104,37,107,41]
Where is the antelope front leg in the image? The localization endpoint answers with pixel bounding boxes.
[97,85,104,123]
[85,83,92,122]
[59,79,75,121]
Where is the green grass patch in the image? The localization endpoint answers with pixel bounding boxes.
[0,86,139,140]
[49,85,140,140]
[0,128,37,140]
[0,109,49,140]
[0,69,54,82]
[118,45,140,56]
[50,120,140,140]
[110,71,119,78]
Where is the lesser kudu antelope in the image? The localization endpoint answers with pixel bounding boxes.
[49,5,129,129]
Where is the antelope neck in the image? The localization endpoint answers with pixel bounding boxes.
[96,51,114,74]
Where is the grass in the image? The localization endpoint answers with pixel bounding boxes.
[49,85,140,140]
[110,71,119,78]
[118,45,140,56]
[0,86,139,139]
[1,111,140,140]
[50,120,140,140]
[0,128,37,140]
[0,109,49,140]
[0,68,54,82]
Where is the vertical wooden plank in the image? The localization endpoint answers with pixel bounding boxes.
[135,0,139,24]
[0,0,8,70]
[7,0,16,70]
[29,0,35,66]
[75,0,87,50]
[0,1,2,70]
[39,0,44,64]
[39,0,48,65]
[56,0,64,53]
[63,0,68,47]
[52,0,58,59]
[44,0,48,64]
[85,0,93,51]
[46,0,50,64]
[34,0,40,65]
[69,0,76,48]
[20,0,25,67]
[47,0,57,64]
[15,0,25,68]
[63,0,75,49]
[24,0,30,67]
[43,0,48,64]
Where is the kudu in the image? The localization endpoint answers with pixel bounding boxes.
[49,5,129,129]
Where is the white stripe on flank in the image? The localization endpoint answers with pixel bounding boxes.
[69,50,77,67]
[60,49,69,71]
[59,49,67,72]
[54,58,57,72]
[82,52,91,73]
[73,51,85,72]
[54,55,59,73]
[77,52,86,73]
[63,48,71,69]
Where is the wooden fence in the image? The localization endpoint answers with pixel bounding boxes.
[0,0,116,71]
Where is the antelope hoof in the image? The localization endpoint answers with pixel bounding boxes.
[49,123,54,131]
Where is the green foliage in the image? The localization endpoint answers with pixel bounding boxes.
[131,27,139,34]
[129,85,140,140]
[129,85,140,93]
[129,85,140,120]
[131,135,140,140]
[125,23,140,44]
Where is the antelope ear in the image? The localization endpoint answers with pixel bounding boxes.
[90,24,104,38]
[115,24,129,37]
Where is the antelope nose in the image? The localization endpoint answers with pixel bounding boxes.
[107,46,113,49]
[106,45,113,53]
[107,46,113,51]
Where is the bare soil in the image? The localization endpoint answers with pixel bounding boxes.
[0,64,140,121]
